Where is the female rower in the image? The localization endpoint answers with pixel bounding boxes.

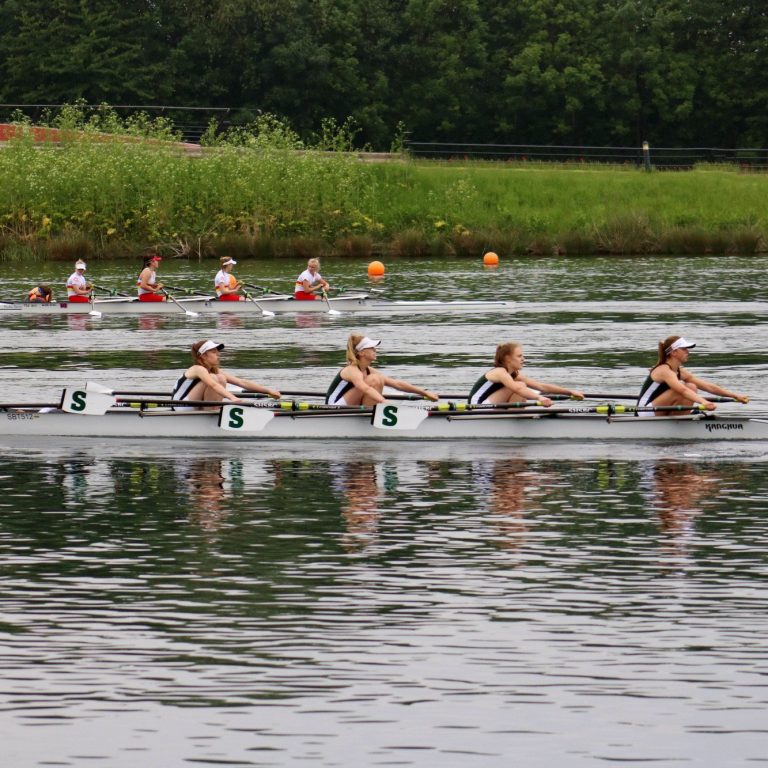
[172,339,281,409]
[27,284,53,303]
[468,342,584,407]
[214,257,244,301]
[326,334,439,406]
[295,258,330,300]
[637,336,749,416]
[66,260,92,303]
[137,253,165,302]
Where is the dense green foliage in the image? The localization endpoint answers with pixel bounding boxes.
[1,0,767,149]
[1,121,766,260]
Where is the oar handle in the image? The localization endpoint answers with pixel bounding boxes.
[244,282,283,295]
[165,284,216,298]
[114,398,369,413]
[93,284,130,297]
[163,284,195,295]
[241,389,469,400]
[1,403,63,410]
[115,397,279,409]
[541,391,742,403]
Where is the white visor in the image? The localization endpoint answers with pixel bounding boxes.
[355,337,381,353]
[223,258,237,266]
[198,340,225,355]
[666,337,696,354]
[75,261,87,270]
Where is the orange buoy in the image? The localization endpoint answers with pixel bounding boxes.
[483,251,499,266]
[368,260,385,277]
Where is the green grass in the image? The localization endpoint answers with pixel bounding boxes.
[1,128,766,261]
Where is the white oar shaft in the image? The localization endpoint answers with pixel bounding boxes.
[162,290,199,317]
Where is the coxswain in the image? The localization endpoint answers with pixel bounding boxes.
[27,284,53,303]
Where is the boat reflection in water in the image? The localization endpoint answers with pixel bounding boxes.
[42,455,116,510]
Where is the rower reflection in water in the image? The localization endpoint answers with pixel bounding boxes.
[637,335,749,416]
[182,457,230,532]
[473,459,547,552]
[215,314,245,331]
[468,341,583,406]
[66,314,89,333]
[326,334,439,406]
[333,462,382,552]
[643,460,724,560]
[138,315,167,332]
[172,339,281,409]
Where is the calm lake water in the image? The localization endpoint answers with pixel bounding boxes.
[2,255,768,766]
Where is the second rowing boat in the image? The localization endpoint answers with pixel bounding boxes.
[0,292,515,317]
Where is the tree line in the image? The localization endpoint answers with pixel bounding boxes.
[1,0,766,151]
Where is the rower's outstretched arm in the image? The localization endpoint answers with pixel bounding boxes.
[523,376,583,399]
[384,376,439,401]
[226,374,281,399]
[688,374,749,404]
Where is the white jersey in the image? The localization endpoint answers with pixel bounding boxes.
[215,269,238,296]
[66,271,87,297]
[137,269,157,296]
[295,269,323,295]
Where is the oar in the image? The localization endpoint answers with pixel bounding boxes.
[244,291,276,318]
[87,294,102,318]
[65,386,286,415]
[0,403,62,410]
[231,389,469,401]
[114,397,369,413]
[243,282,287,297]
[334,285,381,296]
[60,393,364,432]
[219,402,380,432]
[86,384,281,400]
[542,391,741,403]
[161,283,193,295]
[162,289,200,318]
[371,401,722,431]
[319,290,341,316]
[164,284,217,299]
[436,403,717,417]
[93,284,132,298]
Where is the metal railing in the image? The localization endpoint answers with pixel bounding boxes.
[403,140,768,170]
[0,104,231,143]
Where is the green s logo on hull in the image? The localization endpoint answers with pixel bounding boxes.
[227,407,244,429]
[381,405,399,427]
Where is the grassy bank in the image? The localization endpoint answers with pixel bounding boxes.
[1,126,766,261]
